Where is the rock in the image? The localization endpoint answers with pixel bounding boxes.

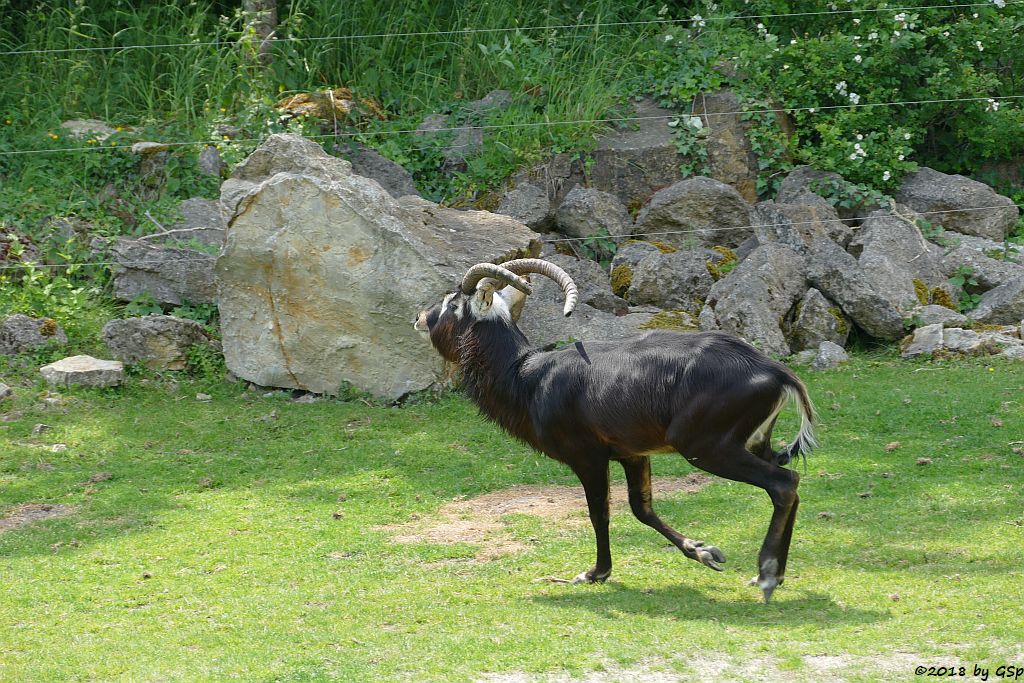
[734,235,760,261]
[526,254,627,315]
[968,278,1024,325]
[0,382,12,400]
[0,315,68,355]
[752,200,850,254]
[939,245,1024,290]
[198,145,225,177]
[442,126,483,174]
[495,182,551,231]
[787,288,850,352]
[462,89,513,115]
[806,238,905,340]
[587,97,685,207]
[691,89,760,202]
[216,134,541,400]
[791,349,818,365]
[414,113,449,136]
[60,119,117,140]
[516,301,654,351]
[941,328,984,354]
[94,236,217,306]
[854,207,950,312]
[553,186,633,239]
[777,166,881,220]
[895,167,1019,240]
[611,241,664,271]
[341,143,420,198]
[704,244,807,357]
[131,141,170,155]
[697,303,719,331]
[101,315,210,370]
[626,250,714,310]
[909,304,968,328]
[811,341,849,369]
[901,323,944,358]
[1001,345,1024,360]
[40,355,124,388]
[634,176,754,248]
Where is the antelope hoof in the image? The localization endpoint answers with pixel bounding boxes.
[696,545,726,572]
[571,568,610,584]
[749,558,781,602]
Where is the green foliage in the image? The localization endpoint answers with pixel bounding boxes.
[807,176,889,212]
[123,293,163,318]
[577,228,618,268]
[0,260,106,346]
[948,265,982,312]
[185,342,226,383]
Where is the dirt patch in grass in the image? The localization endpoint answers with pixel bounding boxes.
[0,503,75,534]
[385,474,709,560]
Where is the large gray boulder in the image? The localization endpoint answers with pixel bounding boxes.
[495,182,551,231]
[553,186,633,239]
[703,244,807,357]
[854,207,949,312]
[526,254,627,315]
[691,89,760,202]
[634,176,754,248]
[776,166,881,220]
[95,236,217,306]
[216,134,541,400]
[516,301,654,351]
[752,200,850,254]
[341,143,420,199]
[895,167,1019,240]
[787,288,850,352]
[102,315,210,370]
[625,250,714,310]
[0,315,67,355]
[939,245,1024,290]
[805,238,905,340]
[968,278,1024,325]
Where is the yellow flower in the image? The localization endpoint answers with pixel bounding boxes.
[4,118,11,125]
[219,107,226,113]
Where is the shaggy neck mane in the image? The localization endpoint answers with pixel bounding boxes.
[456,319,538,447]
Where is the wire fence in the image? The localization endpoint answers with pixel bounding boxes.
[3,202,1021,272]
[0,1,1019,57]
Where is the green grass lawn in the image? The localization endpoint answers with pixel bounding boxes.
[2,355,1023,682]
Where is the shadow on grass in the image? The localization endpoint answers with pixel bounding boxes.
[531,581,888,628]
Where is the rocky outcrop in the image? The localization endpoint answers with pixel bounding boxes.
[216,134,541,400]
[634,176,754,248]
[519,254,627,315]
[341,143,420,198]
[902,322,1023,358]
[495,182,551,231]
[752,200,850,254]
[0,315,67,355]
[102,315,211,370]
[895,167,1019,240]
[516,301,654,351]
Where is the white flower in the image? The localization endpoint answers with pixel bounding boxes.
[782,64,789,70]
[691,14,705,27]
[667,118,679,128]
[903,132,912,140]
[686,116,704,130]
[976,41,984,51]
[942,31,950,38]
[868,32,878,40]
[894,12,906,22]
[664,34,674,42]
[790,38,798,45]
[658,4,669,15]
[835,80,848,94]
[808,107,816,113]
[898,154,905,160]
[882,170,891,181]
[856,133,863,140]
[853,18,861,24]
[849,92,861,105]
[854,54,863,64]
[987,98,1000,112]
[894,30,901,37]
[849,153,859,160]
[992,0,1006,8]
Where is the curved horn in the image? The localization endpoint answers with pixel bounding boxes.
[461,263,533,295]
[498,258,578,317]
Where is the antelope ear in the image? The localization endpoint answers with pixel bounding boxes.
[498,281,529,321]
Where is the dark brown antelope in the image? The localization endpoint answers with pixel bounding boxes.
[415,258,815,601]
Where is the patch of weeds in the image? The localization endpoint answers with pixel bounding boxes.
[948,266,982,312]
[808,177,889,213]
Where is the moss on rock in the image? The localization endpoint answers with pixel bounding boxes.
[638,310,699,331]
[610,264,633,298]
